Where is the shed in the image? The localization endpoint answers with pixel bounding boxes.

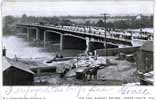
[3,57,34,85]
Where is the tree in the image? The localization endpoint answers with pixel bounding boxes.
[61,19,73,26]
[114,20,129,29]
[3,16,17,35]
[22,14,27,19]
[96,20,104,27]
[85,20,91,26]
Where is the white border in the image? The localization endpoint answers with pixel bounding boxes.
[0,0,155,100]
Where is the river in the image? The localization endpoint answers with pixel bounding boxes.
[2,35,84,59]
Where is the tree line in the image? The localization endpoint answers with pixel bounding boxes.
[3,14,153,35]
[95,16,153,29]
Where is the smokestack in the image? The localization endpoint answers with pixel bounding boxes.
[2,47,6,57]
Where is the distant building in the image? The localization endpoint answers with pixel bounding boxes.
[3,57,34,85]
[136,41,153,73]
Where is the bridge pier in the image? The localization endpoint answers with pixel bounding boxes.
[35,28,39,41]
[27,27,30,40]
[60,34,63,51]
[34,28,40,46]
[43,31,46,48]
[85,37,90,53]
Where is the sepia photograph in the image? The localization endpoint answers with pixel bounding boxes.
[2,0,154,86]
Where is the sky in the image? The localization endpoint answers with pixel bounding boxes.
[2,1,153,17]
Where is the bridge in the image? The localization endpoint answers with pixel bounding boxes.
[16,23,134,52]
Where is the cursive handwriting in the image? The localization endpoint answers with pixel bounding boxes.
[120,86,150,95]
[3,85,151,98]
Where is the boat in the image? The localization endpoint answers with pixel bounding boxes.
[45,54,74,63]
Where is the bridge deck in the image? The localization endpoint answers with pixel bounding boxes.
[17,24,132,43]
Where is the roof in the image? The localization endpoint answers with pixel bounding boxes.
[141,41,153,52]
[2,57,34,74]
[144,71,154,77]
[143,71,154,83]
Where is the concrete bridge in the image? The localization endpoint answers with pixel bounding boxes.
[16,23,133,52]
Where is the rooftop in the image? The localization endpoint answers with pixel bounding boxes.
[141,40,153,52]
[2,57,34,74]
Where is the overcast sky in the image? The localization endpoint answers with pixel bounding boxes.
[2,1,153,17]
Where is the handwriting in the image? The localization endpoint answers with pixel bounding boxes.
[3,85,151,98]
[120,86,150,95]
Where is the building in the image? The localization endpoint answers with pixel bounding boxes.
[136,41,153,73]
[136,41,153,85]
[3,57,34,85]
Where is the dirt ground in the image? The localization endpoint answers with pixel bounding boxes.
[33,56,139,85]
[97,57,139,84]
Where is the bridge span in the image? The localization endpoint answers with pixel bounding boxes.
[16,23,133,52]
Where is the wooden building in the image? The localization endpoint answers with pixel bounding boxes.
[3,57,34,85]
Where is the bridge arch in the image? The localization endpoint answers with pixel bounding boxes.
[62,34,87,50]
[27,27,39,41]
[43,30,63,46]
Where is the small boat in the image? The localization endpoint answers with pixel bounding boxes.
[45,54,74,63]
[46,57,73,63]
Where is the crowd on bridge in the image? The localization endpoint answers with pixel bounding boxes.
[45,24,153,41]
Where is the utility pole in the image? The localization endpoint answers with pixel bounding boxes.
[136,14,143,37]
[101,13,109,57]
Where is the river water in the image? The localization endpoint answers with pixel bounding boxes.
[2,35,84,59]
